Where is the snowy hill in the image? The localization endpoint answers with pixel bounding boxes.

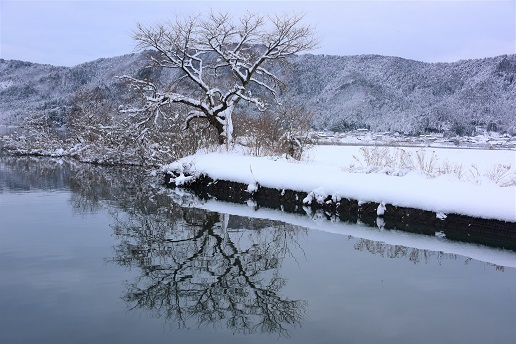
[1,52,515,135]
[0,53,153,125]
[285,54,516,134]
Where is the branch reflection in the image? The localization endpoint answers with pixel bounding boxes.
[1,156,308,335]
[110,206,307,336]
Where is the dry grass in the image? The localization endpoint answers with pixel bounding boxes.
[470,164,515,187]
[351,146,515,187]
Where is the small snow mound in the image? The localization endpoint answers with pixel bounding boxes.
[302,192,314,205]
[435,231,446,238]
[436,212,447,220]
[303,190,327,205]
[172,173,194,186]
[246,182,259,194]
[377,202,386,216]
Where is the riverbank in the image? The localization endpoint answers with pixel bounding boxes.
[163,146,516,231]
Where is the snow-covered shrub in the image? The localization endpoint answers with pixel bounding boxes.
[1,113,66,154]
[3,87,219,166]
[68,89,218,165]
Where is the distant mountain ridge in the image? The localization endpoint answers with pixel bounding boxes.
[1,52,515,135]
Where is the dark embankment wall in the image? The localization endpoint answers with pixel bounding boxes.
[164,172,516,252]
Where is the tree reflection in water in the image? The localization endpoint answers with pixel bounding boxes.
[3,155,507,336]
[1,156,308,335]
[109,205,308,336]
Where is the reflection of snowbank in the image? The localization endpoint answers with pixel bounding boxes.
[167,189,516,269]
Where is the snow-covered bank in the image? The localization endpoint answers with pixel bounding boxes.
[314,130,516,149]
[166,190,516,269]
[164,146,516,222]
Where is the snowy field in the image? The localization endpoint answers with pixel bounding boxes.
[307,145,515,184]
[165,144,516,222]
[313,130,516,149]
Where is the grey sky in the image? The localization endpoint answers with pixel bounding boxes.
[1,0,514,67]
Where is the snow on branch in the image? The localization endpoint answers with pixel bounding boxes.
[183,110,207,130]
[121,11,317,144]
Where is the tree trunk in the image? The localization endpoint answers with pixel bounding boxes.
[204,113,226,145]
[217,130,225,145]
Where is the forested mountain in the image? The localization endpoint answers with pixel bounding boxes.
[285,54,516,135]
[0,53,151,125]
[1,52,515,135]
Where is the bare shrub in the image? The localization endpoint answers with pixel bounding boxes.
[233,105,313,159]
[5,86,219,166]
[470,164,515,187]
[414,149,439,176]
[484,164,515,186]
[436,161,465,180]
[353,147,413,170]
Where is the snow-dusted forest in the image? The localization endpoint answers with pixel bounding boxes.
[1,52,515,136]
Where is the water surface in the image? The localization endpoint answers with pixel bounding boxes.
[1,156,515,343]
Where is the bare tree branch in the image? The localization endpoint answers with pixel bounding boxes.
[120,11,317,145]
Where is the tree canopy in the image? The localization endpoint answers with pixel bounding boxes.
[120,11,318,145]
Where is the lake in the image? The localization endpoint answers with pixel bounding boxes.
[1,155,515,344]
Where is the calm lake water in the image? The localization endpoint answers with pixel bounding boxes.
[1,156,515,344]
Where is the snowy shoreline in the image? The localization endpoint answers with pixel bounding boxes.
[163,145,516,223]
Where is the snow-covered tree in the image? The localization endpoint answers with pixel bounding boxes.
[119,11,318,145]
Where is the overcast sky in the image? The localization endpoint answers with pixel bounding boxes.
[1,0,514,67]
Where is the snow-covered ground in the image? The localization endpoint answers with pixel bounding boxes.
[164,144,516,222]
[313,130,516,149]
[308,145,515,183]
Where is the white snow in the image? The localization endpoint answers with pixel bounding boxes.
[0,80,14,90]
[246,182,259,194]
[376,202,386,216]
[164,145,516,222]
[171,173,194,186]
[308,144,515,174]
[436,212,448,220]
